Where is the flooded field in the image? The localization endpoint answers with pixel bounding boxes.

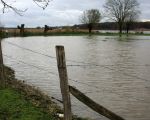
[2,36,150,120]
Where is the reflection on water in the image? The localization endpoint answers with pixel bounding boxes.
[2,36,150,120]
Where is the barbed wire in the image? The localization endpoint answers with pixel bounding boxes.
[4,54,146,102]
[3,50,149,91]
[4,41,56,59]
[67,64,150,67]
[5,41,150,68]
[5,41,150,67]
[3,54,58,76]
[3,54,104,90]
[3,41,150,85]
[3,55,117,99]
[3,42,149,119]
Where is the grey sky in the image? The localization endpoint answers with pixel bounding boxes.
[0,0,150,27]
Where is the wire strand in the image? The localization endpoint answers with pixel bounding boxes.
[3,54,58,76]
[5,41,150,68]
[5,41,56,59]
[3,54,108,92]
[4,54,145,102]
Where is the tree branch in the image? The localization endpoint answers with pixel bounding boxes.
[0,0,51,15]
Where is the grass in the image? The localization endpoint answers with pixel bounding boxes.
[0,65,90,120]
[0,87,56,120]
[16,31,150,37]
[1,30,150,38]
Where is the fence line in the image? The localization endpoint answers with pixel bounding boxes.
[4,54,104,91]
[3,54,147,104]
[3,55,63,105]
[5,41,56,59]
[6,41,148,67]
[2,40,149,120]
[3,54,58,76]
[4,41,149,83]
[3,43,149,97]
[0,40,5,88]
[56,46,125,120]
[4,55,103,97]
[4,41,150,67]
[3,42,148,119]
[3,54,147,100]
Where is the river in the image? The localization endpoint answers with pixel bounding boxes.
[2,35,150,120]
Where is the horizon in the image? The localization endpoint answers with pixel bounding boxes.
[2,21,150,28]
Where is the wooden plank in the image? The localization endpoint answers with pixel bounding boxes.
[56,46,72,120]
[0,40,5,88]
[69,86,125,120]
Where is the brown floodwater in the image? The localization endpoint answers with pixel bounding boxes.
[2,36,150,120]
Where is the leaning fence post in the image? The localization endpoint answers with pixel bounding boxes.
[56,46,72,120]
[0,39,5,88]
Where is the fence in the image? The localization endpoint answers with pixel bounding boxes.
[56,46,125,120]
[1,40,148,120]
[0,40,5,88]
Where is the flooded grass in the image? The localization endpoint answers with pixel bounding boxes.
[1,31,150,38]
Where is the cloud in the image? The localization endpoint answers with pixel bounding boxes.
[0,0,150,27]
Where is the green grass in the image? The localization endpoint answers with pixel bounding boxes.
[0,88,56,120]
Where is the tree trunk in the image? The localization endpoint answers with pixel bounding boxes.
[20,24,24,36]
[88,23,92,33]
[44,25,49,33]
[119,23,123,34]
[127,27,129,34]
[89,27,92,33]
[126,22,130,34]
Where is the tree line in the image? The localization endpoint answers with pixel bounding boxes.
[73,22,150,31]
[1,0,142,34]
[80,0,140,34]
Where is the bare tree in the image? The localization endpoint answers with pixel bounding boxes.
[104,0,140,34]
[80,9,101,33]
[125,11,139,34]
[0,0,51,15]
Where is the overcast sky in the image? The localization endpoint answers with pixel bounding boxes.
[0,0,150,27]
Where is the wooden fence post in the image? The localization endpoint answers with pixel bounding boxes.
[69,86,125,120]
[56,46,72,120]
[0,40,5,88]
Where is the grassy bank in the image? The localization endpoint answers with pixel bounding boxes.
[1,31,150,38]
[0,66,61,120]
[0,66,89,120]
[13,32,150,37]
[0,88,57,120]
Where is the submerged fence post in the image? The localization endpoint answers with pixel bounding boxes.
[56,46,72,120]
[0,40,5,88]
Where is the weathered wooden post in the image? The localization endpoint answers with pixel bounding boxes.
[0,39,5,88]
[44,25,52,34]
[69,86,125,120]
[17,24,25,36]
[56,46,72,120]
[44,25,49,33]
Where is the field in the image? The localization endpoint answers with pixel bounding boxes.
[2,28,150,37]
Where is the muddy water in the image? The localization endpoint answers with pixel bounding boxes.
[2,36,150,120]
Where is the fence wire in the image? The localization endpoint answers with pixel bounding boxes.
[4,41,149,83]
[3,41,149,104]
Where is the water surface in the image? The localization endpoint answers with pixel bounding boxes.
[2,36,150,120]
